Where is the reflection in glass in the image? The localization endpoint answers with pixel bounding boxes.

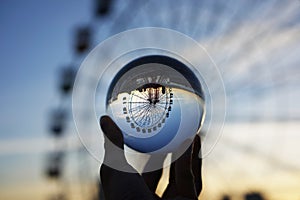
[105,55,205,153]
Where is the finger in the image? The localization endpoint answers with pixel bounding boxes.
[100,164,157,200]
[99,116,157,200]
[100,115,124,149]
[175,139,197,200]
[142,155,166,193]
[142,169,163,193]
[100,116,129,168]
[192,135,202,196]
[163,139,197,199]
[162,162,177,199]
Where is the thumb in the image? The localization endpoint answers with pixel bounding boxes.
[175,139,198,200]
[100,116,127,167]
[100,115,124,149]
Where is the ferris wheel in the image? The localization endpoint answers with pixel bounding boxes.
[126,84,173,132]
[45,0,300,199]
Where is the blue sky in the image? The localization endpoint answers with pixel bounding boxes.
[1,0,298,143]
[0,0,300,199]
[0,2,88,197]
[0,0,92,140]
[0,2,95,198]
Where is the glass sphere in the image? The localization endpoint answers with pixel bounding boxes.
[105,55,205,153]
[73,28,226,171]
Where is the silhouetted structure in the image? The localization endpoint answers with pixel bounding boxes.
[244,192,265,200]
[75,27,91,54]
[49,109,67,136]
[45,152,64,179]
[59,67,76,94]
[95,0,113,16]
[222,195,231,200]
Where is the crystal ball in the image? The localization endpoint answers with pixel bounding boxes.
[106,55,205,153]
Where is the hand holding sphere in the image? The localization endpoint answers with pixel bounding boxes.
[72,27,225,181]
[100,116,202,200]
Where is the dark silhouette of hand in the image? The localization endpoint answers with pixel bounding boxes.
[100,116,202,200]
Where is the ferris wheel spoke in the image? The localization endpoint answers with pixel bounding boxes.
[156,105,166,112]
[129,104,149,112]
[152,105,165,121]
[128,101,149,104]
[155,104,167,109]
[131,104,151,120]
[136,106,152,126]
[156,101,167,105]
[142,106,157,127]
[131,93,149,101]
[158,92,166,100]
[140,91,150,99]
[152,105,165,113]
[152,106,166,120]
[144,108,152,126]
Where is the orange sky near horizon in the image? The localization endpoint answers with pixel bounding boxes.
[1,122,300,200]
